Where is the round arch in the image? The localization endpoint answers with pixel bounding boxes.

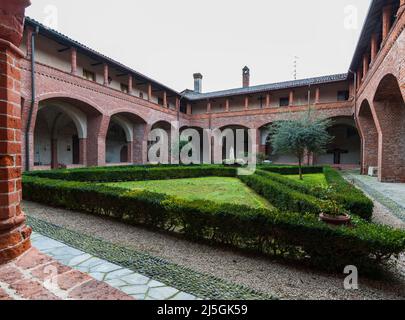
[372,73,405,182]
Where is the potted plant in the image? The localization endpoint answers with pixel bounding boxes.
[319,200,351,226]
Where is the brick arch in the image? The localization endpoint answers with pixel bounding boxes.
[358,99,379,175]
[36,92,104,116]
[372,73,405,182]
[107,108,148,125]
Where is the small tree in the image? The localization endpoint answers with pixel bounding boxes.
[268,110,332,180]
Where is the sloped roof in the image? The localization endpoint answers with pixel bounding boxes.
[184,73,348,101]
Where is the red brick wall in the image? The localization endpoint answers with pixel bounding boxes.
[0,0,32,264]
[356,8,405,182]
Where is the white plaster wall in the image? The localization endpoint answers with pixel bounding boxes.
[106,140,127,163]
[35,35,71,73]
[56,123,76,165]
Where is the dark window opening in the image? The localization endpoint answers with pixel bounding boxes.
[279,97,289,107]
[83,69,95,82]
[121,84,129,93]
[337,90,349,101]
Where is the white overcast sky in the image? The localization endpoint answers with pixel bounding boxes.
[26,0,371,93]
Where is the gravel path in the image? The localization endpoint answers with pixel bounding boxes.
[23,201,405,300]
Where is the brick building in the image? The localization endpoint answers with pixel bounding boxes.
[0,0,403,265]
[14,0,405,182]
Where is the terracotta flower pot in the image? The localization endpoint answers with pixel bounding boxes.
[319,213,351,226]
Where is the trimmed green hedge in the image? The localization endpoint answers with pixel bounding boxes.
[22,175,405,273]
[25,165,237,182]
[254,169,373,220]
[323,167,374,221]
[258,165,324,175]
[239,172,324,214]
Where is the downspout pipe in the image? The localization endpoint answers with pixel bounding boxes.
[25,26,39,172]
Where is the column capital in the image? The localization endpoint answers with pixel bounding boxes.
[0,0,31,47]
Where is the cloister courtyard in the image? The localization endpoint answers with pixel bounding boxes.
[1,0,405,303]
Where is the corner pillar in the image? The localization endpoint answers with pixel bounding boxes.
[0,0,32,264]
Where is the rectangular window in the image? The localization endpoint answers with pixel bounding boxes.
[121,84,129,93]
[279,97,289,107]
[337,90,349,101]
[83,69,95,82]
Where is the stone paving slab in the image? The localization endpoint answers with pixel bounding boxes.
[343,171,405,222]
[31,232,199,301]
[0,247,133,300]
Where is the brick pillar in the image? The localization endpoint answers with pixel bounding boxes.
[362,54,369,80]
[357,68,362,87]
[225,99,230,112]
[244,96,249,110]
[315,87,320,104]
[163,91,167,108]
[25,26,33,58]
[399,0,405,15]
[265,93,270,108]
[79,138,87,165]
[147,84,152,101]
[370,33,378,64]
[186,103,192,115]
[175,97,180,111]
[207,101,211,114]
[103,63,109,86]
[50,138,58,169]
[142,124,152,164]
[70,47,77,75]
[0,0,32,264]
[289,90,294,106]
[358,107,378,175]
[87,114,109,167]
[382,5,392,42]
[127,141,133,163]
[128,74,133,95]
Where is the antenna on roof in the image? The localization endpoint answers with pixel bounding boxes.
[293,56,299,80]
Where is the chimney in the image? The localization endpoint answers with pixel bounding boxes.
[242,66,250,88]
[193,73,203,93]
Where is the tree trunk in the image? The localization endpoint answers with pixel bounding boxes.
[298,157,303,180]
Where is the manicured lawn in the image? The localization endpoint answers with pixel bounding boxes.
[105,177,272,209]
[285,173,328,187]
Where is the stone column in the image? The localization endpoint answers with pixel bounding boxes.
[70,47,77,75]
[0,0,32,264]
